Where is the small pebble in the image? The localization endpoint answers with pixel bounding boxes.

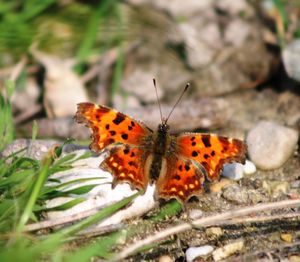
[210,178,234,193]
[281,233,293,243]
[186,245,214,262]
[222,184,263,204]
[246,121,298,170]
[222,160,256,180]
[158,255,173,262]
[212,240,244,261]
[283,39,300,82]
[222,163,244,180]
[188,209,203,220]
[243,160,257,175]
[206,227,223,237]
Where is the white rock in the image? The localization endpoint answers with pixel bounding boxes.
[46,148,156,229]
[186,245,214,262]
[212,240,244,261]
[188,209,203,220]
[283,40,300,82]
[246,121,298,170]
[222,163,244,180]
[243,160,256,175]
[222,159,257,180]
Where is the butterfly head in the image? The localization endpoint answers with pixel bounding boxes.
[158,122,170,133]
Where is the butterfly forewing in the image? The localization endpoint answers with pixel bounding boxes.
[75,102,152,151]
[177,133,247,181]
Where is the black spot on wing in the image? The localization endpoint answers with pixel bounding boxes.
[201,135,211,148]
[174,174,181,180]
[109,130,116,136]
[123,148,129,154]
[113,113,125,125]
[192,151,198,157]
[121,134,128,140]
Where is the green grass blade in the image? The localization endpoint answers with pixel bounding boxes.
[149,200,182,222]
[64,232,123,261]
[16,158,51,232]
[60,191,140,236]
[76,0,117,61]
[35,198,86,212]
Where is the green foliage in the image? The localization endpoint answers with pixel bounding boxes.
[0,0,124,65]
[0,138,140,261]
[272,0,288,48]
[0,80,15,151]
[148,200,182,222]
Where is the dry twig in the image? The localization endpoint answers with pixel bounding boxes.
[113,199,300,261]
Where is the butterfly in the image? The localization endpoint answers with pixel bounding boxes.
[75,80,247,204]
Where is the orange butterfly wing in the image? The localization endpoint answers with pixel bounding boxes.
[155,157,205,203]
[75,102,152,151]
[101,145,149,191]
[176,133,247,181]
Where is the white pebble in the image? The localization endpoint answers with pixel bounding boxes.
[283,39,300,82]
[186,246,214,262]
[222,163,244,180]
[212,240,244,261]
[243,160,256,175]
[188,209,203,220]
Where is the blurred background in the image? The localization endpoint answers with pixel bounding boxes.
[0,0,299,144]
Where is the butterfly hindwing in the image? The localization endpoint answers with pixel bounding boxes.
[155,156,205,203]
[75,102,151,152]
[101,145,149,191]
[176,133,247,181]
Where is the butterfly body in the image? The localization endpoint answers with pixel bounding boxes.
[148,123,171,182]
[75,102,247,204]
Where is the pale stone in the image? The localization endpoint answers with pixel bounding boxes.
[212,240,244,261]
[246,121,298,170]
[186,245,214,262]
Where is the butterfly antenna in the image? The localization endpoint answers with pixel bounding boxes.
[165,83,190,124]
[153,78,164,123]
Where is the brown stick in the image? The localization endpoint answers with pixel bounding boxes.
[113,199,300,261]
